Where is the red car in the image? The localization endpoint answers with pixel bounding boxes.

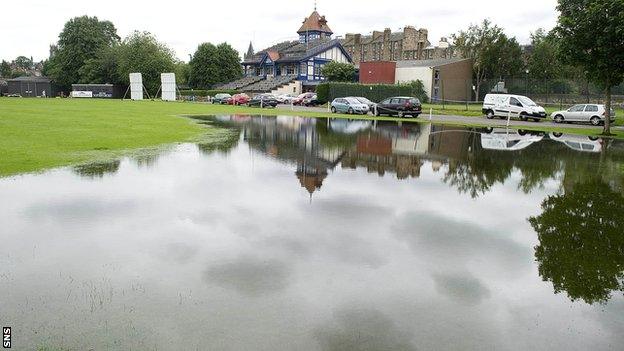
[226,93,250,105]
[293,92,316,106]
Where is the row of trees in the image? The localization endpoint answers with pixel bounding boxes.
[0,56,40,78]
[41,16,242,94]
[455,0,624,134]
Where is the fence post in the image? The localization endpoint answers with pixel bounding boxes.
[507,110,511,127]
[429,108,433,121]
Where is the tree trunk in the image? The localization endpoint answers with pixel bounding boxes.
[604,86,612,135]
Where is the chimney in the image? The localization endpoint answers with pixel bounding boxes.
[438,37,450,49]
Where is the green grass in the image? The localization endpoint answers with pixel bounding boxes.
[1,98,622,178]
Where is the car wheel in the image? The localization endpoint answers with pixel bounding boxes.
[375,109,380,117]
[486,110,495,119]
[552,132,563,138]
[589,136,600,141]
[533,118,540,123]
[414,114,420,118]
[590,116,601,126]
[520,113,528,121]
[554,115,564,123]
[331,106,337,113]
[518,129,528,136]
[348,108,354,114]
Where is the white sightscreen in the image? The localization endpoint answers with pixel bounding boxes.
[129,73,143,100]
[161,73,176,101]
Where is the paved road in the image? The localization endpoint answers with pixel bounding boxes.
[275,105,624,132]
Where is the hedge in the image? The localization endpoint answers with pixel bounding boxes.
[179,89,238,97]
[316,81,429,104]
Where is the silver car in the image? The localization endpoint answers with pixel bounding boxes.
[551,104,616,126]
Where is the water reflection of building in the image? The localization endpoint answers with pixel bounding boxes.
[222,115,347,196]
[341,123,472,179]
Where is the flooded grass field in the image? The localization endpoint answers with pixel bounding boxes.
[1,115,623,350]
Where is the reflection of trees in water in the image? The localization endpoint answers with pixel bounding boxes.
[442,133,624,198]
[529,179,624,304]
[73,160,120,178]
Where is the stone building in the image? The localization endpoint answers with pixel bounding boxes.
[340,27,459,66]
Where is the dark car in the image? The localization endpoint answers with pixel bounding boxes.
[375,97,422,117]
[249,94,279,108]
[213,93,232,104]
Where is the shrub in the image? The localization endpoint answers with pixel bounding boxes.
[316,81,428,104]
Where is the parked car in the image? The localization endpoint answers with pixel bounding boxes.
[293,92,316,105]
[249,94,279,108]
[226,93,250,105]
[352,96,376,111]
[277,94,297,104]
[213,93,232,104]
[375,97,422,117]
[551,104,616,126]
[303,94,320,107]
[331,97,370,115]
[482,94,546,122]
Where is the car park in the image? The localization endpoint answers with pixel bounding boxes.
[213,93,232,104]
[551,104,616,126]
[226,93,250,105]
[330,97,370,115]
[482,94,546,122]
[375,97,422,117]
[248,94,279,108]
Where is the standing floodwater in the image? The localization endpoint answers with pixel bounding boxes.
[1,115,623,350]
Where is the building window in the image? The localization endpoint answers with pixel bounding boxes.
[286,65,295,75]
[300,62,306,75]
[266,66,274,76]
[434,69,440,86]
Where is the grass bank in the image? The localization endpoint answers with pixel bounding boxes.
[1,98,622,177]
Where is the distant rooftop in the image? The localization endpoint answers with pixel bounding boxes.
[396,58,470,68]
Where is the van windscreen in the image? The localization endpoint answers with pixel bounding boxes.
[518,97,537,106]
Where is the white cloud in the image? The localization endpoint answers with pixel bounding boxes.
[0,0,559,62]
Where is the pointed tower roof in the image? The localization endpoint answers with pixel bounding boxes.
[297,11,333,34]
[245,41,254,59]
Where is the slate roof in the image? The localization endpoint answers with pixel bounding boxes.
[7,76,52,83]
[242,38,345,64]
[297,11,333,34]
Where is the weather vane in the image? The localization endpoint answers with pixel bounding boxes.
[314,0,317,11]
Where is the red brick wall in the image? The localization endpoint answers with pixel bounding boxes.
[359,61,397,84]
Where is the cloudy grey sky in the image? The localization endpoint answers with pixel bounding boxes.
[1,0,559,62]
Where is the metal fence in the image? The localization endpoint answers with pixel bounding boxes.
[430,78,624,109]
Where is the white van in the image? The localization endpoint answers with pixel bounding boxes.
[482,94,547,122]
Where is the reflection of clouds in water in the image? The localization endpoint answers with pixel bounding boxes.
[433,271,491,305]
[203,256,291,297]
[315,307,416,351]
[164,242,199,264]
[22,197,139,222]
[393,212,531,275]
[301,196,395,220]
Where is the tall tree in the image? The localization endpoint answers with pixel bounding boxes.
[189,43,219,89]
[555,0,624,135]
[453,20,524,101]
[115,31,177,96]
[78,45,122,85]
[0,60,10,78]
[215,43,243,85]
[46,16,120,91]
[13,56,33,70]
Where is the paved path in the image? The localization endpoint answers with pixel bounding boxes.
[275,105,624,132]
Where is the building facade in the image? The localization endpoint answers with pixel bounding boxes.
[341,27,459,66]
[240,10,352,91]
